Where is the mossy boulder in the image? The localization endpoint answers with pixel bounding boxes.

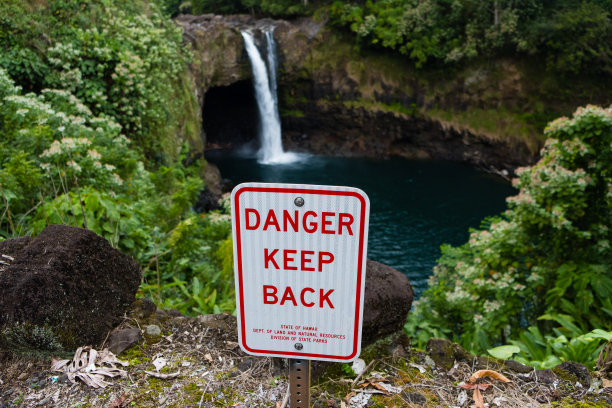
[0,225,141,352]
[426,337,475,370]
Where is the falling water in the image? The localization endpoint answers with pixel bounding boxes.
[241,29,297,164]
[264,30,278,109]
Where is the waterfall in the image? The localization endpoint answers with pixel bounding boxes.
[264,30,278,109]
[241,29,296,164]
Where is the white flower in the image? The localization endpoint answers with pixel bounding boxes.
[67,160,82,172]
[87,149,102,160]
[112,173,123,185]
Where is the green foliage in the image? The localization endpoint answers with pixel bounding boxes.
[487,344,521,360]
[503,316,612,369]
[408,105,612,356]
[329,0,612,74]
[525,2,612,74]
[340,363,356,376]
[0,0,235,316]
[190,0,308,17]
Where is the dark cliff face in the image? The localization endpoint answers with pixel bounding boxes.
[178,14,542,173]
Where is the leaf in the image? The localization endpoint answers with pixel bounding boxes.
[603,378,612,388]
[107,393,127,408]
[468,370,512,384]
[488,345,520,360]
[472,388,486,408]
[74,372,111,389]
[459,382,492,391]
[50,347,127,388]
[358,381,390,394]
[50,357,70,371]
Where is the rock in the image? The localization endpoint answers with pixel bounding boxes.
[534,369,557,384]
[145,325,162,338]
[426,338,475,370]
[179,14,539,173]
[362,260,414,345]
[128,298,157,320]
[165,309,184,317]
[553,361,591,387]
[0,225,141,351]
[107,328,143,355]
[505,359,533,373]
[194,162,223,211]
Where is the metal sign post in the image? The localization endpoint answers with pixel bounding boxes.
[289,359,310,407]
[231,182,370,406]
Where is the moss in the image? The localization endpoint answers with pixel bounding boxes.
[426,107,543,152]
[0,322,65,355]
[120,346,146,360]
[279,108,305,118]
[552,396,612,407]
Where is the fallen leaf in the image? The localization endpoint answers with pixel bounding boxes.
[603,378,612,389]
[51,358,70,371]
[75,372,111,389]
[51,347,128,389]
[98,349,129,367]
[472,388,486,408]
[459,382,492,391]
[107,393,127,408]
[144,370,180,380]
[343,391,356,403]
[224,341,239,349]
[204,353,213,362]
[357,382,390,394]
[468,369,512,384]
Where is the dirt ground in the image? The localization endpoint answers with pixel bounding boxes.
[1,312,612,408]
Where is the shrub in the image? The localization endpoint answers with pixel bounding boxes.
[407,105,612,353]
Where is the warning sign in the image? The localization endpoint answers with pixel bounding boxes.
[231,183,370,362]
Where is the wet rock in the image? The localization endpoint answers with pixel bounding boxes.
[108,328,143,355]
[362,260,413,345]
[0,225,141,351]
[426,338,475,370]
[554,361,591,387]
[195,163,223,211]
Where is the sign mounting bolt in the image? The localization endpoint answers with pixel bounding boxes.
[294,342,303,350]
[294,197,304,207]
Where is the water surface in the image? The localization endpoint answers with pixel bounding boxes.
[208,151,515,297]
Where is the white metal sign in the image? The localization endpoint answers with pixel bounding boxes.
[231,182,370,362]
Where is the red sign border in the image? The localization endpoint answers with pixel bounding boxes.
[233,185,368,360]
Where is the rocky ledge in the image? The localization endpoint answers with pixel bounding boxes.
[178,14,542,175]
